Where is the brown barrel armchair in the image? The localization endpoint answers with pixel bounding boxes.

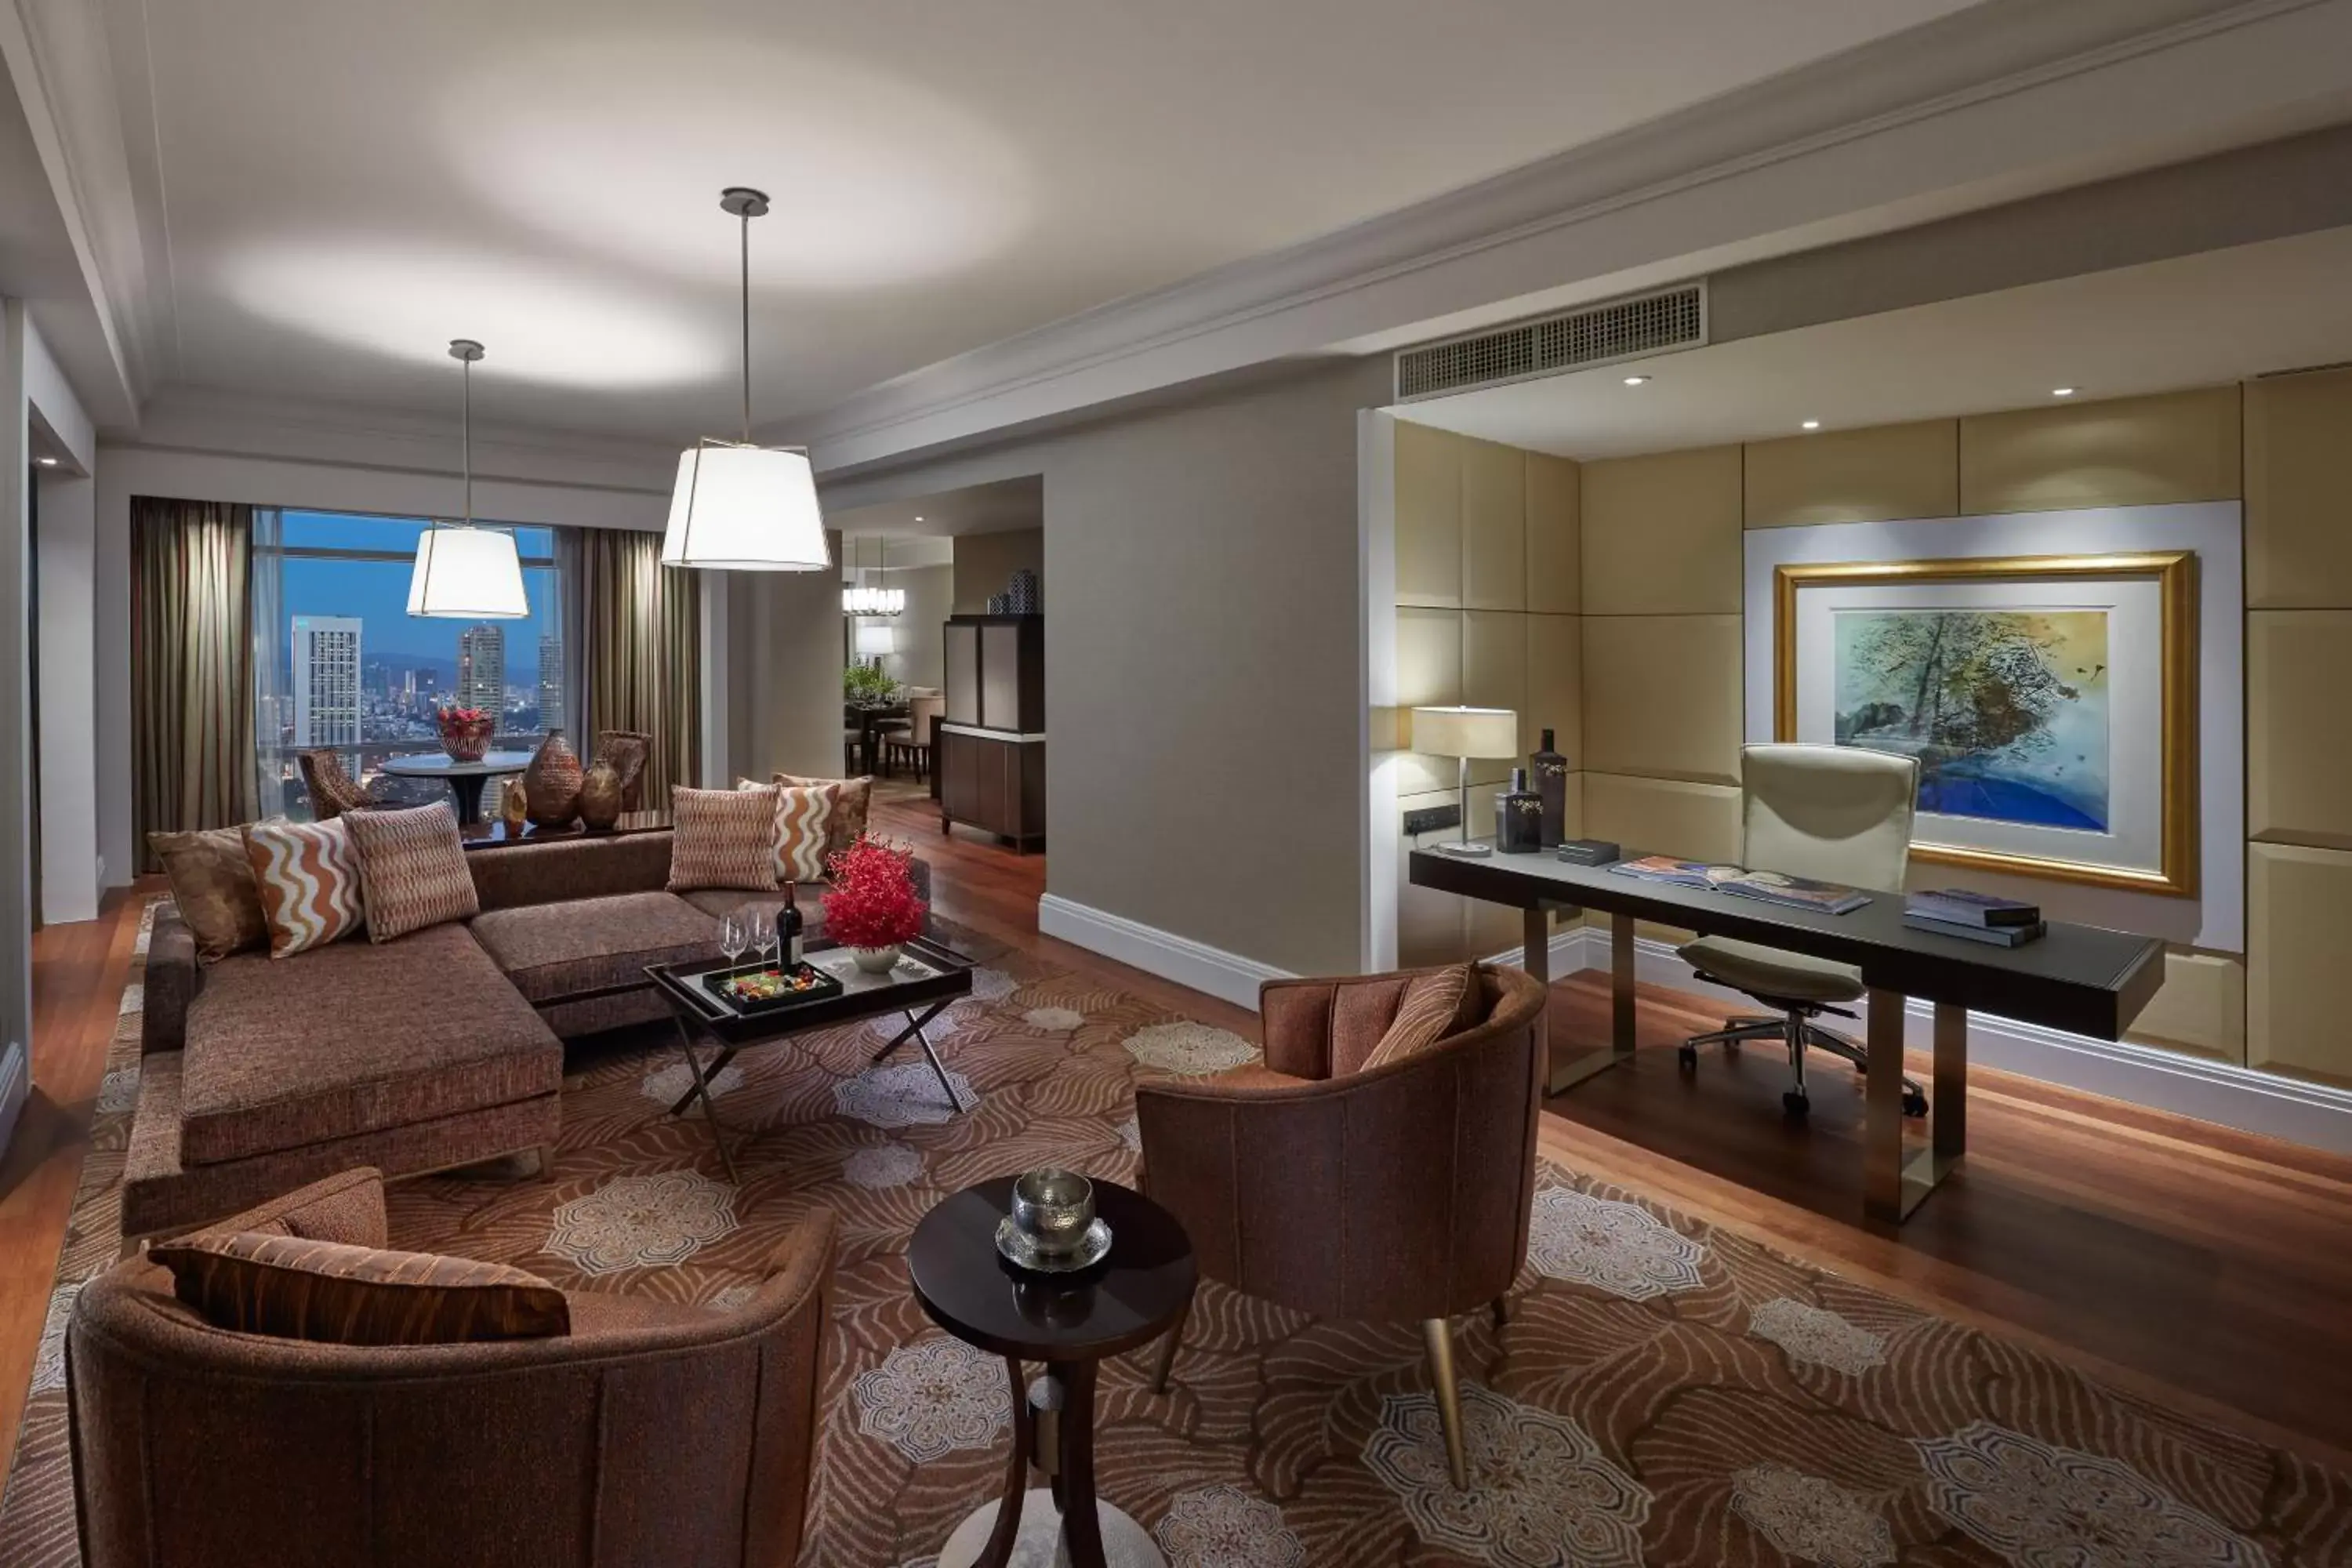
[1134,962,1548,1489]
[67,1171,835,1567]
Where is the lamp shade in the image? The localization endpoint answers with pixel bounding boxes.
[855,622,896,657]
[406,527,529,619]
[1410,705,1518,759]
[662,444,830,570]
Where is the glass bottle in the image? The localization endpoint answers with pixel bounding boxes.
[1531,727,1568,848]
[1495,767,1544,854]
[779,881,805,967]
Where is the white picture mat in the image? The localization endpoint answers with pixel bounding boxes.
[1744,503,2243,954]
[1790,575,2163,875]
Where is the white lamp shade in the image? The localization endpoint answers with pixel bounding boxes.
[1410,705,1519,759]
[662,445,830,570]
[406,527,529,619]
[855,622,896,656]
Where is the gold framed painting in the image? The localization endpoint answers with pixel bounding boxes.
[1773,551,2198,896]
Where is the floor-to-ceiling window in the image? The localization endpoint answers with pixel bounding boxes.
[253,510,566,818]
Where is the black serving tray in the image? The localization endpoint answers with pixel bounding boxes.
[701,960,845,1016]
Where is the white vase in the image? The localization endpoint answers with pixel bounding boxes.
[851,945,902,974]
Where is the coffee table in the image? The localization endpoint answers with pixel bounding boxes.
[909,1177,1196,1568]
[645,932,975,1180]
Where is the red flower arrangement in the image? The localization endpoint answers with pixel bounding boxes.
[434,706,495,763]
[822,834,927,950]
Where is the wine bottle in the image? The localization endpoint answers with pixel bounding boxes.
[1496,768,1544,854]
[1531,728,1568,849]
[779,881,805,967]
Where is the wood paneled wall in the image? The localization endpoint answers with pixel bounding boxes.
[1392,374,2352,1086]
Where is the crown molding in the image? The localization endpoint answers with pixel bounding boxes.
[793,0,2351,474]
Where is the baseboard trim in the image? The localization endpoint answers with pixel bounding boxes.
[1487,927,2352,1156]
[1036,895,1292,1013]
[0,1041,27,1163]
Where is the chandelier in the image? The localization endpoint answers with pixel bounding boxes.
[840,536,905,616]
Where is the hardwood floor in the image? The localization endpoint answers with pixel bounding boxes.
[5,805,2349,1488]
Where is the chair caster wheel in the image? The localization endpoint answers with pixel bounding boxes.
[1783,1089,1809,1119]
[1903,1089,1929,1118]
[1677,1044,1698,1072]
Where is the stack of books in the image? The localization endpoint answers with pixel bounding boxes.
[1903,889,2045,946]
[1608,856,1871,915]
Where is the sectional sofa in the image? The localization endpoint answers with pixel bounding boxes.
[127,829,930,1242]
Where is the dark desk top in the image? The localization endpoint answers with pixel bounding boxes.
[1410,842,2165,1042]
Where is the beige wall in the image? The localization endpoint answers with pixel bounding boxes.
[952,527,1043,615]
[1395,377,2352,1087]
[728,530,852,785]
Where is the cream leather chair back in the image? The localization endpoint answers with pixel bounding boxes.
[1740,743,1919,893]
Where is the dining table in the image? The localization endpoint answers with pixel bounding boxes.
[845,699,910,775]
[377,750,534,826]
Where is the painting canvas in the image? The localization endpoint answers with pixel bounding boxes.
[1832,607,2111,831]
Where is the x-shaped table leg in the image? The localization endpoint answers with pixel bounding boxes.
[869,1000,964,1112]
[666,1014,741,1184]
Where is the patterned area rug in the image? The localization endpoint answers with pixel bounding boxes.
[5,902,2351,1566]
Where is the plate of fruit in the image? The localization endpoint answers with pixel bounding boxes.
[704,960,844,1014]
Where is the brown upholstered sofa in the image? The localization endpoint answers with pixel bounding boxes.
[129,829,931,1241]
[68,1169,834,1567]
[1134,962,1548,1489]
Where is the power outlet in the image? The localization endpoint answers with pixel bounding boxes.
[1403,803,1461,837]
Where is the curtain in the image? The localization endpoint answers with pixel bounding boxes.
[132,497,258,869]
[579,528,701,802]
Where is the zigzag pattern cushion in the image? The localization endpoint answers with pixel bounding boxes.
[772,782,837,883]
[151,1230,570,1345]
[241,816,365,957]
[775,771,869,859]
[345,802,479,942]
[670,785,782,892]
[1358,962,1482,1072]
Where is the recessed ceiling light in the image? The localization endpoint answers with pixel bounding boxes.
[913,515,924,521]
[1801,419,1821,431]
[34,456,57,467]
[1622,375,1650,387]
[2053,387,2077,397]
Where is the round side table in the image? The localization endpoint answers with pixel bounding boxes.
[378,750,533,826]
[909,1176,1195,1568]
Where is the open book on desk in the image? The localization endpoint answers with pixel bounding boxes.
[1608,856,1871,915]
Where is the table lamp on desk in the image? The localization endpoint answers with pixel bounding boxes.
[1410,705,1520,858]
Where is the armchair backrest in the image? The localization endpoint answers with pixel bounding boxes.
[1740,742,1918,892]
[296,749,369,821]
[67,1212,834,1568]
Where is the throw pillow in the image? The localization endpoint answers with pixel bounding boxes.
[147,826,268,964]
[150,1230,569,1345]
[1358,962,1483,1072]
[772,783,837,883]
[241,817,365,957]
[775,771,871,859]
[670,785,782,892]
[344,802,479,942]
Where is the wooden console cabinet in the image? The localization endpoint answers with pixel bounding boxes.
[937,614,1044,851]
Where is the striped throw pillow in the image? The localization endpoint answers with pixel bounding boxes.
[773,783,837,883]
[241,817,366,957]
[669,785,782,892]
[1358,963,1482,1073]
[151,1230,570,1345]
[344,802,479,942]
[775,772,870,858]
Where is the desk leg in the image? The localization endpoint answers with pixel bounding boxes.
[1546,909,1639,1094]
[1864,990,1965,1225]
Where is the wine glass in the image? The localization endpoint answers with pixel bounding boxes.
[718,911,747,971]
[753,913,779,975]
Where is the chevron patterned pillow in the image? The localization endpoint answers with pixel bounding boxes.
[345,802,479,942]
[772,782,838,883]
[241,816,366,957]
[670,785,783,892]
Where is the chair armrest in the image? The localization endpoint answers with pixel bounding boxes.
[143,909,202,1056]
[1254,978,1338,1078]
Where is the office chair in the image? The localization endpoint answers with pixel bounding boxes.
[1677,743,1929,1120]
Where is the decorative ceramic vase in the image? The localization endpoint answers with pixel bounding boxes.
[523,730,583,826]
[851,944,902,974]
[499,778,528,830]
[577,761,623,830]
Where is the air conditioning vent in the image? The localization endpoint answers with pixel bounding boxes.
[1394,283,1706,401]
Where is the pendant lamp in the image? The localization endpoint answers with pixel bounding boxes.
[407,339,529,619]
[662,187,830,571]
[841,538,906,615]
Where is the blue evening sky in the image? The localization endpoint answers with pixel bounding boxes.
[277,511,561,682]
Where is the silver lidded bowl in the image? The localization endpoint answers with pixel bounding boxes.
[1009,1168,1095,1259]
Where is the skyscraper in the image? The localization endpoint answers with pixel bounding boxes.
[457,623,506,716]
[537,633,564,733]
[292,615,361,750]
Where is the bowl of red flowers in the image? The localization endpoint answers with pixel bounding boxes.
[434,706,495,763]
[822,834,927,972]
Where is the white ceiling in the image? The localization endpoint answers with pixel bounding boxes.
[832,475,1043,540]
[1395,225,2352,459]
[118,0,1982,441]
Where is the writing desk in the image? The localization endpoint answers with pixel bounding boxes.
[1410,842,2165,1223]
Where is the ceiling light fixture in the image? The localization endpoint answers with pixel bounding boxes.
[34,456,57,468]
[1622,375,1650,387]
[407,339,528,619]
[841,537,906,616]
[1801,419,1822,431]
[2052,386,2078,397]
[661,187,829,571]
